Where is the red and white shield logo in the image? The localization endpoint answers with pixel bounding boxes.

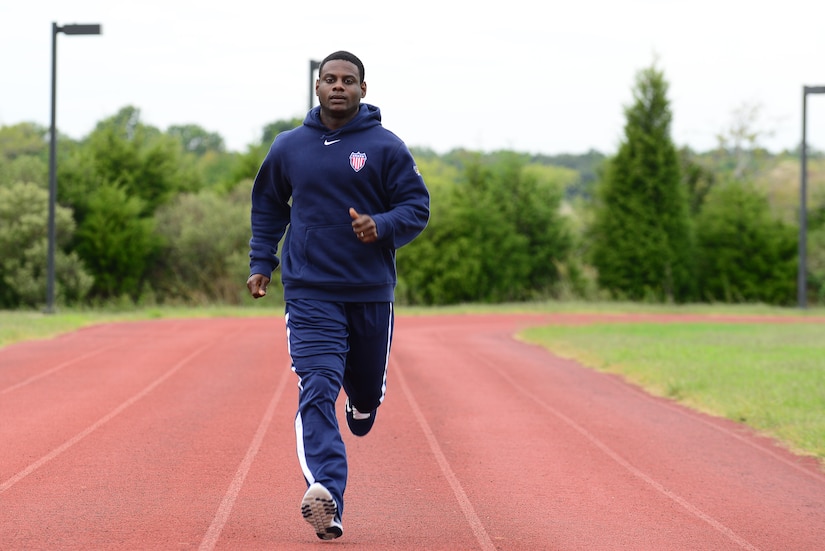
[349,152,367,172]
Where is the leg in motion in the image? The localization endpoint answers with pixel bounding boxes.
[343,302,393,437]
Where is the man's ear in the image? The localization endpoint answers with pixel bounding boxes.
[361,81,367,98]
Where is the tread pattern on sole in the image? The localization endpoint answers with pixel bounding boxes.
[301,484,342,540]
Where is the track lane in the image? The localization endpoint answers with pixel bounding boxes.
[1,319,288,549]
[1,320,236,489]
[389,314,825,550]
[206,328,485,550]
[1,313,823,550]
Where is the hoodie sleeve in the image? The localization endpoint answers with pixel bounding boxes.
[248,145,291,278]
[372,142,430,249]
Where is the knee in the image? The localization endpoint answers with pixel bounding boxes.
[299,372,342,403]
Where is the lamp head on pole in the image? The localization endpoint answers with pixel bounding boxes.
[59,24,102,35]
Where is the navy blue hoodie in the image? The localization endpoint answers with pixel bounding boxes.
[249,103,430,302]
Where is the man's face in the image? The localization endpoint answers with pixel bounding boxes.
[316,59,366,118]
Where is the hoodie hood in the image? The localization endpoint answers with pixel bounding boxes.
[303,103,383,138]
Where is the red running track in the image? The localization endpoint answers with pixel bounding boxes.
[1,313,824,550]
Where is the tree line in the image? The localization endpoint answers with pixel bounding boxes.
[1,62,824,310]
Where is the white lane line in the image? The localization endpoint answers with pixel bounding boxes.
[198,364,292,551]
[394,359,497,551]
[1,343,123,395]
[475,348,762,551]
[0,339,220,494]
[600,372,825,484]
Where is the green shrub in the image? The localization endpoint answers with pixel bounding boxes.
[695,181,797,304]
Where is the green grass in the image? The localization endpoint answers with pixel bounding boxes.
[3,301,824,464]
[0,304,284,348]
[398,300,823,316]
[519,321,825,462]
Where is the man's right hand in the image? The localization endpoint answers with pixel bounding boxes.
[247,274,271,299]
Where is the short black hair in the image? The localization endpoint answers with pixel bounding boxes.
[319,51,365,83]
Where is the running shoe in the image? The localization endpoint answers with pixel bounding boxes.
[301,483,343,540]
[345,397,376,436]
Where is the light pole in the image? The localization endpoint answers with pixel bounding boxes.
[309,59,321,112]
[46,22,102,314]
[798,85,825,309]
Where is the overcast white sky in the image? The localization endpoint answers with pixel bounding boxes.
[2,0,824,155]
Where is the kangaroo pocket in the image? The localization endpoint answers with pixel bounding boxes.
[291,224,393,286]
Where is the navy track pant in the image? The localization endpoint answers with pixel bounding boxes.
[285,298,394,516]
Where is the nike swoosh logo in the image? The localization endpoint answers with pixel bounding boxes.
[324,139,341,146]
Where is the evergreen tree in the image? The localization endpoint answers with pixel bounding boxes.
[695,181,797,304]
[591,63,695,302]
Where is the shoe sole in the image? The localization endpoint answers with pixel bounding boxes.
[301,483,343,540]
[345,399,376,437]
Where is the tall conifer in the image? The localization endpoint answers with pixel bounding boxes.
[591,64,695,302]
